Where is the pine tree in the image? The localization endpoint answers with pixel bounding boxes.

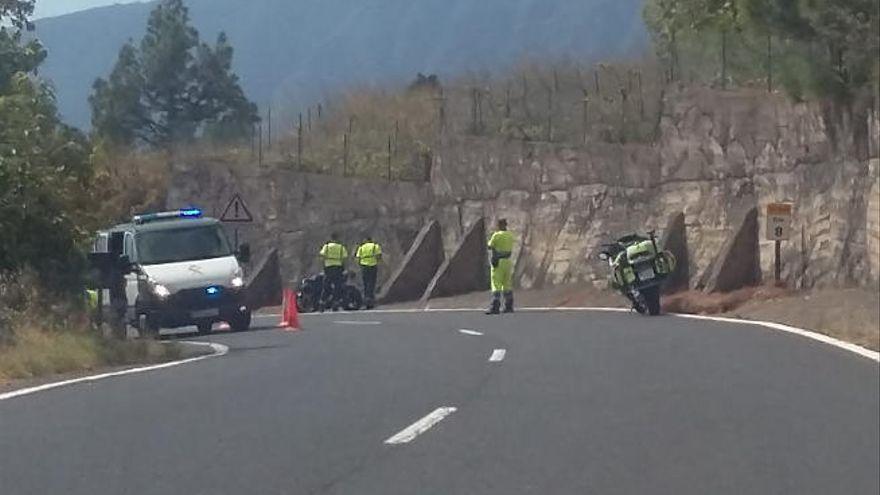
[90,0,258,149]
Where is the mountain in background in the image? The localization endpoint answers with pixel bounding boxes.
[35,0,648,128]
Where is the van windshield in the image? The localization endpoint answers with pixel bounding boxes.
[136,225,233,265]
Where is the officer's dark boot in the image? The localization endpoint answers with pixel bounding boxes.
[503,292,515,313]
[485,293,501,315]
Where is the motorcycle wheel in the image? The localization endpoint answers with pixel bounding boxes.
[628,289,649,315]
[643,286,662,316]
[343,286,363,311]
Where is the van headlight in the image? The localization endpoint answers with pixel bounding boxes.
[153,284,171,299]
[231,277,244,289]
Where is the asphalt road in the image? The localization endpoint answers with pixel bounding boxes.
[1,310,877,494]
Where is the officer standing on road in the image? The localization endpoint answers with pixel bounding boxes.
[355,236,383,309]
[319,233,349,311]
[486,219,515,315]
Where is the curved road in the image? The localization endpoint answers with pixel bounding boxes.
[1,311,877,494]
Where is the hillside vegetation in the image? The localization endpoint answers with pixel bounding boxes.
[35,0,648,127]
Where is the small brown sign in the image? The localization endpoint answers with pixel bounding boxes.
[766,203,793,241]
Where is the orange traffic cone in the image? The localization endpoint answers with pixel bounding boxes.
[279,288,301,331]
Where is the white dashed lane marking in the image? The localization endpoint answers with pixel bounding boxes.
[458,329,484,336]
[384,407,458,445]
[489,349,507,362]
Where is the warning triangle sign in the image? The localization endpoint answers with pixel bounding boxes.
[220,194,254,223]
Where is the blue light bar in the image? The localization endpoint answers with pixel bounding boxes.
[180,208,203,218]
[133,208,203,224]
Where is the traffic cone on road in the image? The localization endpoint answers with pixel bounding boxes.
[279,288,301,331]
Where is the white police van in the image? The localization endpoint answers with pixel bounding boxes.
[93,209,252,335]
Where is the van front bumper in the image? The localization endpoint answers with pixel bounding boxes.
[138,286,247,329]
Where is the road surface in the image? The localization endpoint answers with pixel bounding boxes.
[1,311,878,494]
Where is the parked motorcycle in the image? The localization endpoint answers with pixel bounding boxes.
[598,231,676,316]
[296,272,364,313]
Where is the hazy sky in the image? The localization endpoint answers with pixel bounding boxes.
[34,0,144,19]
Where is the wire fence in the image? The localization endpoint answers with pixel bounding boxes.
[233,31,873,181]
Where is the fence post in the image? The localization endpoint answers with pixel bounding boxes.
[593,69,600,95]
[394,120,399,156]
[471,87,478,133]
[619,87,628,143]
[297,113,303,169]
[387,135,392,181]
[434,88,446,134]
[547,87,553,142]
[307,107,312,132]
[477,89,484,131]
[258,123,263,167]
[343,133,349,177]
[767,34,773,93]
[582,90,590,145]
[250,123,256,157]
[637,70,645,120]
[267,106,272,152]
[721,29,728,89]
[505,83,511,119]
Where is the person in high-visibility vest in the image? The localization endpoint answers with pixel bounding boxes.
[319,233,349,311]
[486,219,515,315]
[355,236,383,309]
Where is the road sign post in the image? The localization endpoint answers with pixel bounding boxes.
[766,203,793,284]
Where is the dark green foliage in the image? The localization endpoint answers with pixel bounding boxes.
[0,2,93,293]
[90,0,257,149]
[644,0,879,104]
[0,0,33,29]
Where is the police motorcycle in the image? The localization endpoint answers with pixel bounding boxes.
[296,272,364,313]
[598,231,676,316]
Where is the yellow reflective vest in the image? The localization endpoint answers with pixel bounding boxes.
[356,242,383,267]
[320,242,348,267]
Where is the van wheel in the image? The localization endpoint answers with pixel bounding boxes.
[229,310,252,333]
[197,322,213,335]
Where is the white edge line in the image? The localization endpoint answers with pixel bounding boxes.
[672,313,880,362]
[384,406,457,445]
[458,329,484,336]
[333,321,383,325]
[265,306,878,362]
[489,349,507,362]
[0,341,229,402]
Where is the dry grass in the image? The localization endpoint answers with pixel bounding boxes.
[662,285,795,315]
[89,147,172,226]
[0,272,182,385]
[0,325,180,383]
